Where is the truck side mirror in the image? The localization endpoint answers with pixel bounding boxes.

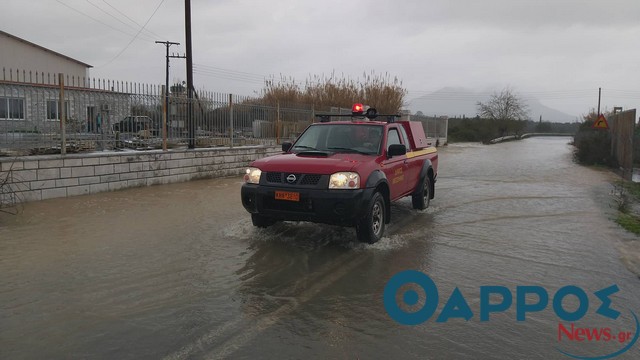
[282,142,293,152]
[387,144,406,158]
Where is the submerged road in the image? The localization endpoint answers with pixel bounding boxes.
[1,137,639,359]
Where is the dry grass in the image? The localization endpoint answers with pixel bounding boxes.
[258,71,407,114]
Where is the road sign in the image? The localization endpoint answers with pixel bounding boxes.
[593,114,609,130]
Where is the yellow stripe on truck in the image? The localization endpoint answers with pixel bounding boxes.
[406,147,437,159]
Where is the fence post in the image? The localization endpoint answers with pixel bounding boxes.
[276,101,281,144]
[229,94,234,149]
[162,85,168,151]
[58,73,66,155]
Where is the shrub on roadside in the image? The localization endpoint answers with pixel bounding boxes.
[573,111,617,166]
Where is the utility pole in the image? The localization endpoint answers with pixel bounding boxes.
[155,40,182,143]
[597,87,602,116]
[185,0,195,149]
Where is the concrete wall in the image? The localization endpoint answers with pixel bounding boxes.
[0,146,280,204]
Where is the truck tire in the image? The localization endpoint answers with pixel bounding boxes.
[251,214,276,228]
[412,175,431,210]
[356,192,386,244]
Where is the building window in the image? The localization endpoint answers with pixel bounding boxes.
[46,100,71,120]
[0,97,25,120]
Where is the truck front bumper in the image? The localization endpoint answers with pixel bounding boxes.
[241,184,374,226]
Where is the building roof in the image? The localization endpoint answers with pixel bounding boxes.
[0,30,93,68]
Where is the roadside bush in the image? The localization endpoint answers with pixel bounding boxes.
[573,120,616,166]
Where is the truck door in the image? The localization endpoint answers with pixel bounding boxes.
[382,127,409,200]
[399,125,421,194]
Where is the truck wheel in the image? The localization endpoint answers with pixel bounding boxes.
[356,192,386,244]
[412,176,431,210]
[251,214,276,228]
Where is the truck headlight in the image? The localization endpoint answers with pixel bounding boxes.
[329,172,360,189]
[244,167,262,184]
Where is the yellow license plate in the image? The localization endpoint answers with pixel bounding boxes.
[275,191,300,202]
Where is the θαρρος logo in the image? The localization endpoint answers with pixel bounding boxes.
[383,270,638,359]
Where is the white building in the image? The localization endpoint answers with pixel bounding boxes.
[0,30,92,80]
[0,31,151,145]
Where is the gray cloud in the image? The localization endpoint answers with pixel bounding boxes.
[2,0,639,116]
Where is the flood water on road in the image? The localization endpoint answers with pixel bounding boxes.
[1,137,639,359]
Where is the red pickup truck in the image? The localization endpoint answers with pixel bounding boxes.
[241,105,438,243]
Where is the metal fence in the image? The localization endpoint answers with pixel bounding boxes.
[408,114,449,146]
[1,69,448,155]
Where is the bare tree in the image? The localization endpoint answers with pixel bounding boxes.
[0,159,23,215]
[477,88,530,137]
[477,88,530,121]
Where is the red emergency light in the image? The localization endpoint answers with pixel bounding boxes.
[352,103,364,115]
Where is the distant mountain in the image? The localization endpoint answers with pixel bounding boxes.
[407,87,575,122]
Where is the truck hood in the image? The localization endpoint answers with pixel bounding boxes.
[250,152,374,174]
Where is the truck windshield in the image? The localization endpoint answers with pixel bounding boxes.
[291,124,383,155]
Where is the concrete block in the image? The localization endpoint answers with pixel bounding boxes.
[166,159,182,168]
[79,176,100,185]
[30,180,57,190]
[11,170,37,182]
[23,161,39,170]
[94,165,114,176]
[170,152,188,160]
[99,156,121,165]
[151,169,170,177]
[100,174,119,183]
[108,181,128,191]
[42,188,67,200]
[60,168,72,178]
[169,167,185,176]
[8,181,31,192]
[63,158,83,167]
[71,167,95,178]
[38,159,64,169]
[128,179,147,188]
[176,174,192,183]
[82,157,101,166]
[114,163,130,173]
[19,190,42,202]
[129,162,144,172]
[89,183,109,194]
[56,178,79,187]
[37,168,60,180]
[1,161,23,171]
[163,175,180,184]
[67,185,90,197]
[119,172,137,181]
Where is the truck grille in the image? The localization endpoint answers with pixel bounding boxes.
[265,172,322,186]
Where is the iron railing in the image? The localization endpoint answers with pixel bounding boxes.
[0,68,448,155]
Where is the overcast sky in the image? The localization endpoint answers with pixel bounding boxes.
[2,0,639,118]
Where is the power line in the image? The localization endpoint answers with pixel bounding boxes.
[55,0,147,40]
[84,0,157,42]
[98,0,167,68]
[101,0,165,40]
